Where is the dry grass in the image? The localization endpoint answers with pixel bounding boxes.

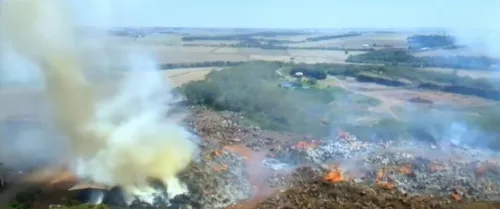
[319,76,494,121]
[289,49,362,58]
[113,43,368,64]
[164,67,224,86]
[157,52,250,63]
[235,47,290,56]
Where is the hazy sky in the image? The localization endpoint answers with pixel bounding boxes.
[71,0,498,29]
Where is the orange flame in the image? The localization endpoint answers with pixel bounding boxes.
[451,192,462,201]
[375,168,395,190]
[377,181,395,190]
[325,168,345,183]
[206,149,225,160]
[399,164,413,175]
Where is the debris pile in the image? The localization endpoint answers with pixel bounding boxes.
[266,128,500,203]
[176,145,253,209]
[255,179,500,209]
[5,109,500,209]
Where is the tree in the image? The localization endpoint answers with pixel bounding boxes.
[306,78,318,85]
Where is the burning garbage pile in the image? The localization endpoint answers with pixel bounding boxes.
[177,111,500,208]
[262,128,500,207]
[174,145,253,209]
[3,108,500,209]
[97,114,500,208]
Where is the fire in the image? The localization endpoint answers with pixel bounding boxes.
[376,169,383,179]
[398,164,413,175]
[206,149,225,160]
[375,168,395,190]
[377,181,395,190]
[451,191,462,201]
[294,140,318,150]
[324,167,345,183]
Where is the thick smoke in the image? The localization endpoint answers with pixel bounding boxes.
[0,0,196,204]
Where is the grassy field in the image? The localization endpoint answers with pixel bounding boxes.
[107,30,497,68]
[3,29,497,130]
[164,67,224,86]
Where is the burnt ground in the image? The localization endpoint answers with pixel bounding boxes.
[3,108,500,209]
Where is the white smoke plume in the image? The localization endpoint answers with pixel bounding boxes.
[0,0,197,204]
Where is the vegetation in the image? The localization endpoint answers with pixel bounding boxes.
[180,31,374,51]
[182,31,361,43]
[303,32,362,42]
[179,61,500,148]
[346,49,499,69]
[7,188,42,209]
[59,204,110,209]
[162,60,500,100]
[407,35,457,49]
[181,31,310,41]
[161,61,246,69]
[180,62,380,136]
[183,43,374,51]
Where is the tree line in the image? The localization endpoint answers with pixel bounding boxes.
[182,32,365,45]
[346,49,499,70]
[407,34,457,49]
